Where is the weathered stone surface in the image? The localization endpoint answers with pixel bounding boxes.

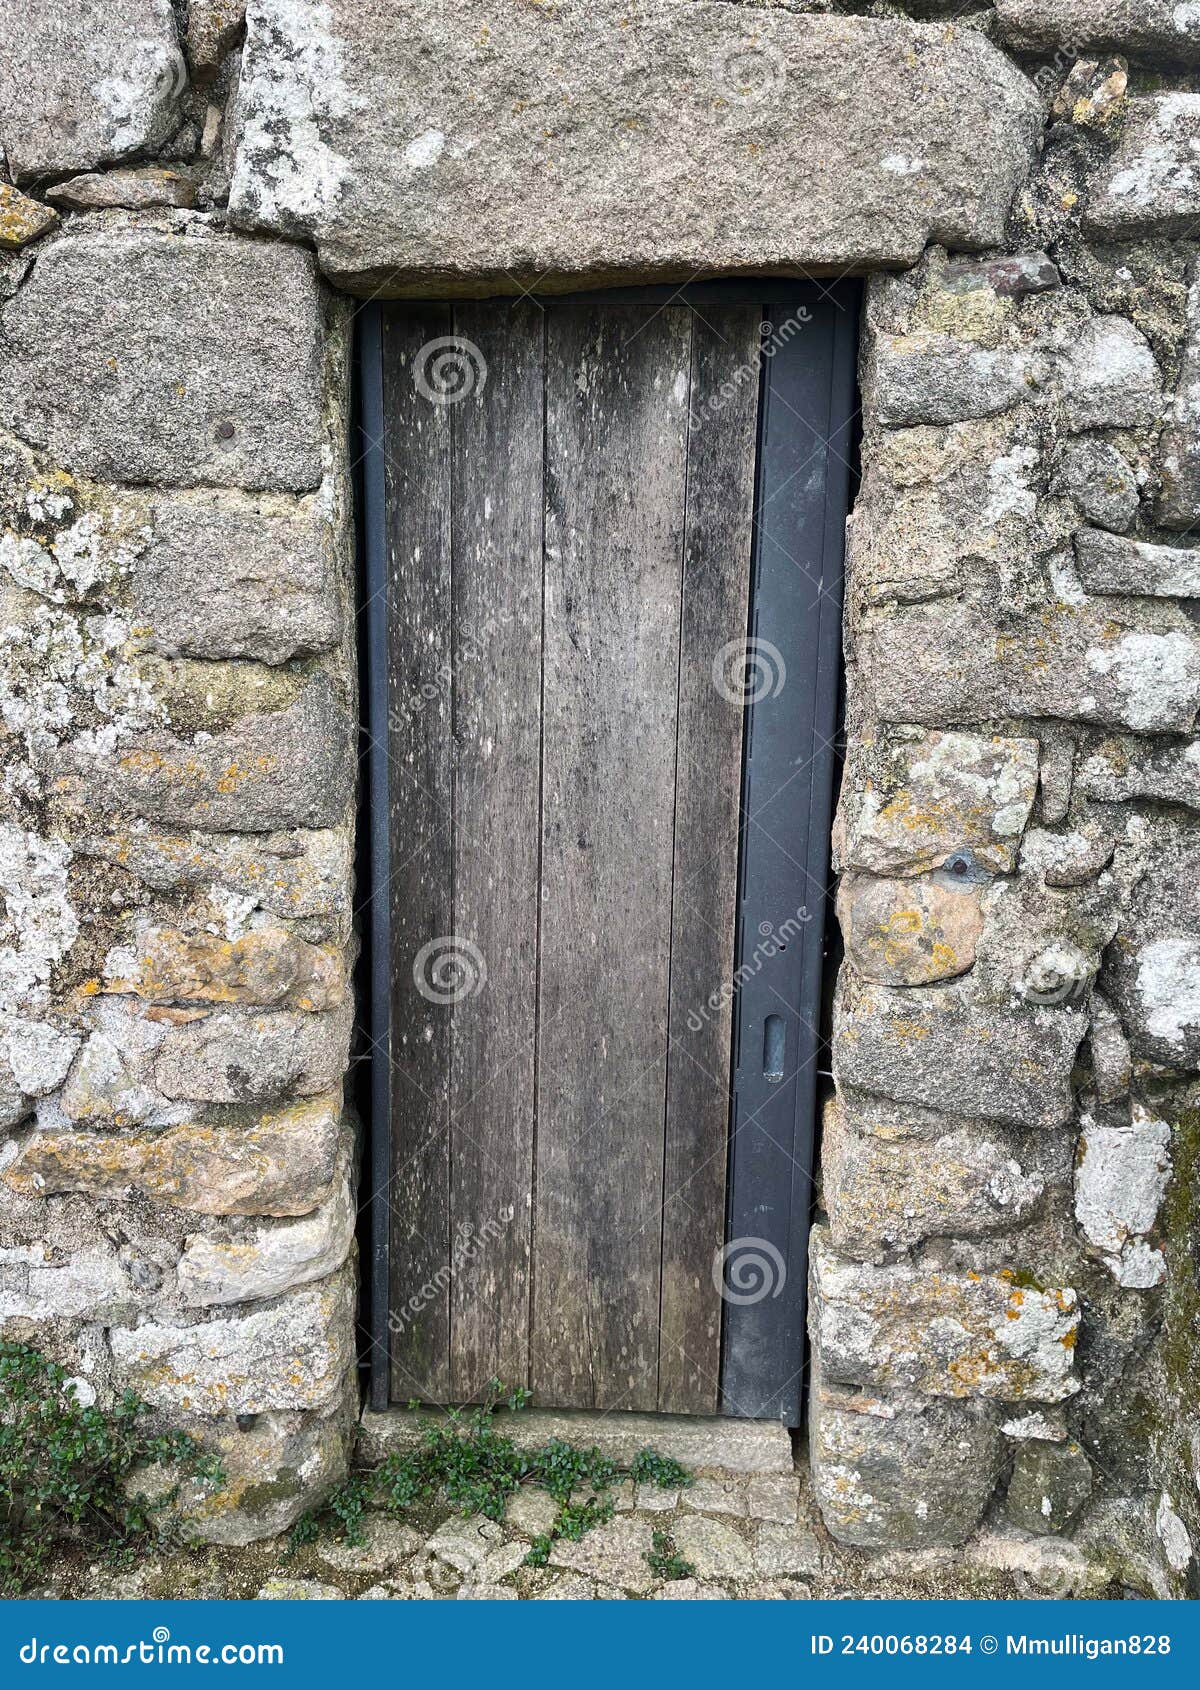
[998,0,1200,62]
[1005,1439,1093,1536]
[743,1475,797,1525]
[132,492,339,664]
[178,1160,355,1304]
[1051,438,1137,535]
[838,869,984,986]
[1078,738,1200,812]
[0,825,79,1019]
[0,1239,141,1322]
[102,920,344,1011]
[1075,530,1200,599]
[752,1520,821,1577]
[872,335,1030,428]
[317,1515,423,1576]
[810,1229,1081,1402]
[229,1,1040,292]
[4,1096,347,1216]
[823,1096,1045,1261]
[1059,317,1162,432]
[547,1516,656,1594]
[1075,1103,1171,1288]
[53,676,355,832]
[1085,95,1200,237]
[46,167,201,211]
[0,184,58,250]
[670,1516,754,1581]
[859,596,1200,735]
[151,1001,351,1105]
[0,0,187,180]
[257,1578,344,1600]
[1088,993,1132,1103]
[109,1265,355,1413]
[965,1528,1114,1596]
[834,981,1087,1129]
[188,1,247,77]
[0,228,325,491]
[1103,822,1200,1066]
[1018,821,1116,889]
[970,872,1118,1009]
[1158,264,1200,530]
[943,251,1060,299]
[358,1406,793,1474]
[841,731,1039,877]
[810,1381,1003,1549]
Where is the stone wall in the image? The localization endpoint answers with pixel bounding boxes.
[0,0,1197,1589]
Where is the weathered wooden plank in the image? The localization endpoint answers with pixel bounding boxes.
[448,302,544,1397]
[382,306,454,1402]
[534,304,692,1410]
[658,308,761,1413]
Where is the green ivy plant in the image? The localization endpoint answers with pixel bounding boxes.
[290,1379,690,1576]
[0,1343,225,1595]
[646,1529,696,1581]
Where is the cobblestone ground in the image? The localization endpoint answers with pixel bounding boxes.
[43,1459,1124,1602]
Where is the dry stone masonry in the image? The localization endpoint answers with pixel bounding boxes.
[0,0,1198,1596]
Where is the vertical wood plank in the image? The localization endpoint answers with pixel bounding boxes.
[383,306,454,1402]
[448,302,544,1396]
[534,304,692,1410]
[658,309,762,1413]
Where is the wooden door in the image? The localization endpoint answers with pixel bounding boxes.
[362,288,856,1419]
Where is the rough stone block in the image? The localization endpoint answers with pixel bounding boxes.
[822,1095,1045,1261]
[0,184,59,250]
[809,1228,1081,1402]
[1057,317,1162,433]
[872,335,1030,428]
[178,1158,355,1304]
[1075,530,1200,599]
[3,1095,348,1216]
[0,228,325,491]
[834,980,1087,1129]
[101,920,344,1011]
[1004,1438,1093,1536]
[187,1,247,78]
[997,0,1200,63]
[229,0,1040,292]
[0,1240,141,1323]
[810,1378,1004,1548]
[52,675,355,833]
[108,1265,356,1414]
[1074,1103,1171,1288]
[152,1001,353,1105]
[45,167,201,211]
[1102,821,1200,1068]
[132,491,340,664]
[859,596,1200,735]
[838,869,985,986]
[1085,95,1200,237]
[1158,264,1200,530]
[0,0,187,180]
[1077,738,1200,813]
[1051,438,1137,535]
[841,730,1040,877]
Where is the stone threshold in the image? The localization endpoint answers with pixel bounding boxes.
[358,1406,795,1475]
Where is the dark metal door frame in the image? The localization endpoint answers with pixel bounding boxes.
[358,281,858,1420]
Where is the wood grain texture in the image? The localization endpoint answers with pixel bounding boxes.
[658,308,761,1413]
[448,302,544,1396]
[383,306,455,1402]
[533,304,693,1410]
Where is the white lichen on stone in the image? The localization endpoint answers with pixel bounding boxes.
[0,826,79,1015]
[1134,937,1200,1053]
[1156,1492,1193,1572]
[1085,631,1200,734]
[1074,1104,1171,1286]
